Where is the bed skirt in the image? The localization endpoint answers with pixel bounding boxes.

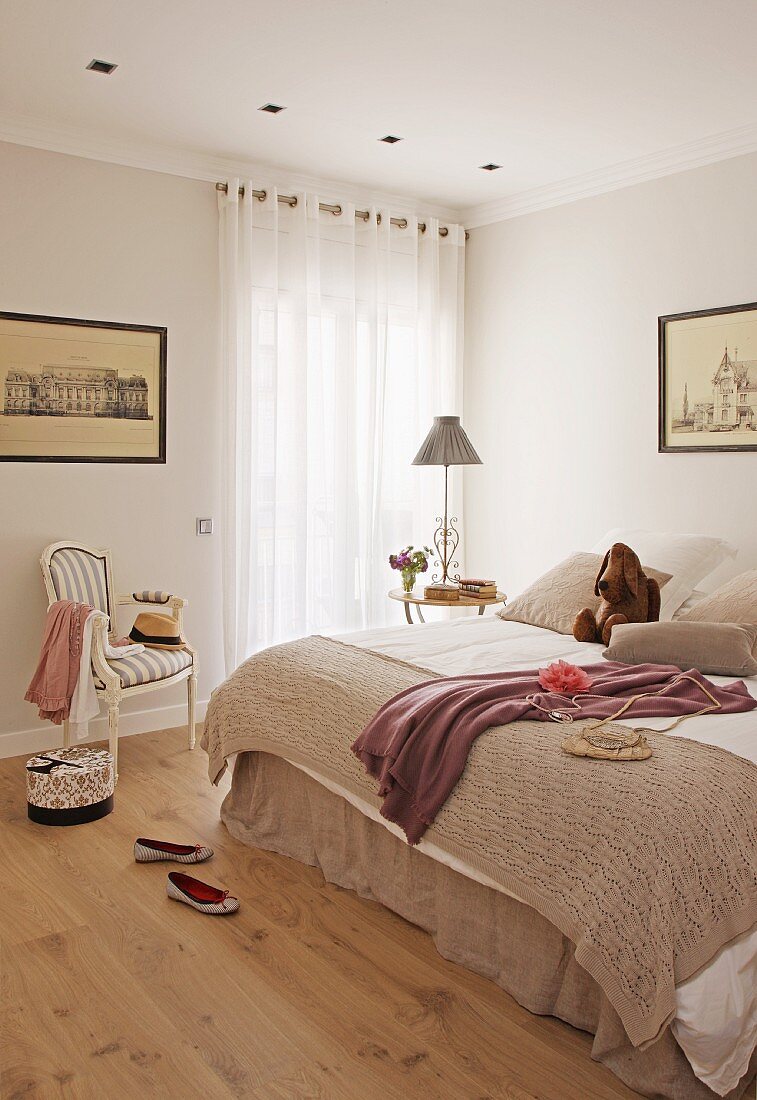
[222,751,757,1100]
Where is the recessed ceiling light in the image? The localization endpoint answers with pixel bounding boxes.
[258,103,286,114]
[480,163,502,171]
[86,59,118,75]
[380,135,403,144]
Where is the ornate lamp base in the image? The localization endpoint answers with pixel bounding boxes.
[431,464,460,586]
[431,516,459,586]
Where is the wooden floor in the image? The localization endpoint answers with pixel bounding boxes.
[0,728,642,1100]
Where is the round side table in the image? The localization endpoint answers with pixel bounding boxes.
[388,587,507,624]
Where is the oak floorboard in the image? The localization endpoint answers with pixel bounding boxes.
[0,727,642,1100]
[241,869,609,1100]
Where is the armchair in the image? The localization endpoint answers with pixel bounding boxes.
[40,541,198,778]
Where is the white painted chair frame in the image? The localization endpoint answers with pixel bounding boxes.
[40,540,198,779]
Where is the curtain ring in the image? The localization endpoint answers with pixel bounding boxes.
[332,204,342,216]
[419,222,427,234]
[376,212,382,225]
[397,218,408,230]
[439,226,449,237]
[257,189,267,203]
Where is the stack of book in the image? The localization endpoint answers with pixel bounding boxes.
[458,578,498,598]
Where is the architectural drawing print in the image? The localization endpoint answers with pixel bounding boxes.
[659,303,757,453]
[3,363,151,419]
[672,348,755,434]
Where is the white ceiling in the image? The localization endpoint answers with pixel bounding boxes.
[2,0,757,223]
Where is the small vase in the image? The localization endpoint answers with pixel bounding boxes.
[401,569,416,594]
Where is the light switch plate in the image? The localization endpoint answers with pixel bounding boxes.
[196,518,214,535]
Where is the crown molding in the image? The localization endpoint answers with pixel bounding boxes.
[461,122,757,230]
[0,112,464,225]
[4,110,756,233]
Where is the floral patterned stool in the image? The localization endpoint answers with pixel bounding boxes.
[26,747,114,826]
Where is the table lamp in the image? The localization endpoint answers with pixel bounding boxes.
[412,415,482,589]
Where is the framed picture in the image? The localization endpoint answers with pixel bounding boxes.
[659,301,757,453]
[0,311,166,462]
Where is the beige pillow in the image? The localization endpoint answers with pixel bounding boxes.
[497,552,671,636]
[678,570,757,624]
[603,621,757,677]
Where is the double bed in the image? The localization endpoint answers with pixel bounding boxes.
[203,614,757,1100]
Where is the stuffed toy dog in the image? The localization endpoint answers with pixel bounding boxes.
[573,542,661,646]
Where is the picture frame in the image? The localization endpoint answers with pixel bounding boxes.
[0,311,166,463]
[658,301,757,453]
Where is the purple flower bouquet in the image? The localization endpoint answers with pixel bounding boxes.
[389,545,433,593]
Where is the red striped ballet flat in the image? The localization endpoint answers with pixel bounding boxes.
[166,872,240,915]
[134,837,214,864]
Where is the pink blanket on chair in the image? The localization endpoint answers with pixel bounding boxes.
[25,600,93,724]
[351,662,756,844]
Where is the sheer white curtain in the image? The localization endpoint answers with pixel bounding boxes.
[218,180,465,674]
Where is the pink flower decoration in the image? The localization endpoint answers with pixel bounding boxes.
[537,660,592,694]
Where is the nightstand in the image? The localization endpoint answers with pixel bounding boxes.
[388,587,507,625]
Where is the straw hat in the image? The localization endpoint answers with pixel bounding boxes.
[129,612,187,650]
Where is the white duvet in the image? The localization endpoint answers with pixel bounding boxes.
[307,616,757,1096]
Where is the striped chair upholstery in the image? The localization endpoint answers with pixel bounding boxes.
[132,590,171,604]
[48,546,111,616]
[95,647,192,689]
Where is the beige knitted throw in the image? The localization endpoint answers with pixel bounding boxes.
[202,635,757,1049]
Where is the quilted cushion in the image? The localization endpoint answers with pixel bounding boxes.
[95,647,192,689]
[678,570,757,625]
[498,552,671,635]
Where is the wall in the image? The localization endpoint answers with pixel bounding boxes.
[463,152,757,598]
[0,142,223,756]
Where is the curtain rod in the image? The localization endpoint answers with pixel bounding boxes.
[215,181,467,238]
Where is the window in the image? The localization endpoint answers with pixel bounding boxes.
[249,296,421,647]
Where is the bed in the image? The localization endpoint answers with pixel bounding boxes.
[202,615,757,1100]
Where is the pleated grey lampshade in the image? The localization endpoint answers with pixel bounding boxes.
[412,416,482,466]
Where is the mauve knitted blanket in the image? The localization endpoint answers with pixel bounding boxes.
[352,662,756,845]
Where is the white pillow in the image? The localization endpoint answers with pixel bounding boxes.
[672,589,708,620]
[589,528,737,620]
